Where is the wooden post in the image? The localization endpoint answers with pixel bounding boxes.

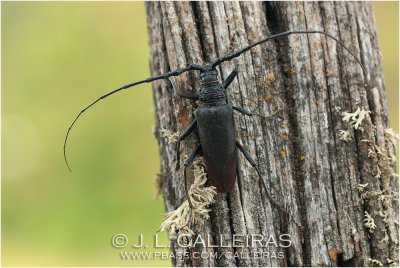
[146,2,398,266]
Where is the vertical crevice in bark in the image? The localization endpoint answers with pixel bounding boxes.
[146,1,398,266]
[263,2,311,266]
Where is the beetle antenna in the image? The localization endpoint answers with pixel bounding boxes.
[211,30,368,87]
[64,64,205,172]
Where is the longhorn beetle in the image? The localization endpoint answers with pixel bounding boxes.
[64,30,367,224]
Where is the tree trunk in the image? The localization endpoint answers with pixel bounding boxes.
[146,1,398,267]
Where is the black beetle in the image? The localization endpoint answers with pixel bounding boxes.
[64,30,367,221]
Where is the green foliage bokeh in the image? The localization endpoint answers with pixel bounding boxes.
[2,2,398,266]
[2,2,168,266]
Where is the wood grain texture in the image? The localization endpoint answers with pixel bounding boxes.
[145,2,398,266]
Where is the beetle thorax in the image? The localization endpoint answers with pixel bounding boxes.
[199,69,226,105]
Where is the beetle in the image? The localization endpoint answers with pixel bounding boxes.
[64,30,367,223]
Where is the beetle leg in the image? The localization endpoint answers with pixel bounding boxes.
[164,78,199,100]
[235,141,281,208]
[175,119,197,170]
[232,106,253,116]
[236,141,301,228]
[233,106,287,120]
[183,145,202,228]
[233,105,267,119]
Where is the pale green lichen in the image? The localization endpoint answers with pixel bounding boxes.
[380,231,389,244]
[357,183,369,192]
[339,130,351,141]
[159,158,217,239]
[387,258,398,267]
[358,132,398,265]
[342,107,371,130]
[332,107,397,264]
[364,211,377,233]
[375,167,382,179]
[379,210,390,225]
[357,183,370,204]
[361,190,383,200]
[362,139,396,182]
[161,128,179,144]
[379,194,397,203]
[339,107,371,141]
[367,258,383,266]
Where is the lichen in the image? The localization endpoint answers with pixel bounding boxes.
[362,139,396,184]
[387,258,398,267]
[342,107,371,130]
[357,125,398,262]
[339,129,351,141]
[161,128,179,144]
[339,107,371,142]
[158,158,217,239]
[380,231,389,244]
[367,258,383,266]
[360,190,384,205]
[364,211,377,233]
[380,210,389,224]
[357,183,369,192]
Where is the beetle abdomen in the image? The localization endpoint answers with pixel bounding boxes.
[195,104,237,193]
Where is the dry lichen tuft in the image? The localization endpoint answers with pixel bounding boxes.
[161,128,179,144]
[363,211,377,233]
[339,129,351,141]
[387,258,398,267]
[339,106,398,264]
[367,258,383,266]
[342,107,371,130]
[159,158,217,239]
[339,107,371,141]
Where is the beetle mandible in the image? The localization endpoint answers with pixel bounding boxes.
[64,30,368,222]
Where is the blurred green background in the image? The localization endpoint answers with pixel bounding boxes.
[1,2,398,266]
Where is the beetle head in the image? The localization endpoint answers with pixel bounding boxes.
[200,67,219,84]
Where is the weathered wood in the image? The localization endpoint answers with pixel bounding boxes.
[146,2,398,267]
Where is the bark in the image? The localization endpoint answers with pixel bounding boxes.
[146,2,398,267]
